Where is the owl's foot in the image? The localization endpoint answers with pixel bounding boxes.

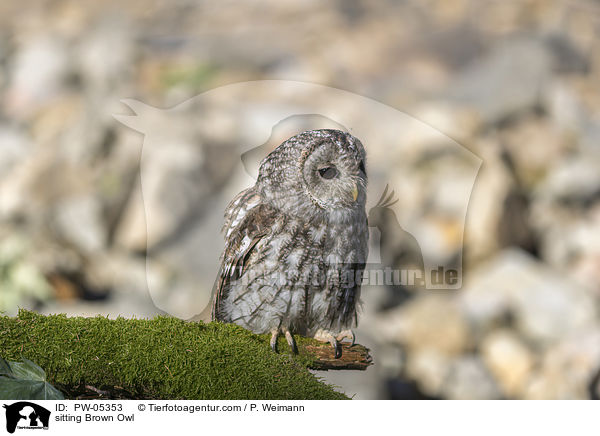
[285,329,298,355]
[270,328,279,353]
[336,329,355,347]
[314,329,342,359]
[270,328,298,355]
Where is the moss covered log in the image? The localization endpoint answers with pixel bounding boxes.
[0,310,370,400]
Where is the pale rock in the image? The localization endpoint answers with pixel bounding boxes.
[532,151,600,208]
[530,150,600,271]
[443,356,502,400]
[6,34,71,117]
[0,126,31,178]
[411,102,481,144]
[114,138,204,251]
[524,327,600,399]
[463,136,515,264]
[52,195,107,254]
[481,329,535,398]
[375,293,470,355]
[460,248,597,345]
[500,115,571,189]
[76,17,134,92]
[405,348,451,397]
[545,80,585,133]
[447,38,551,123]
[113,182,147,252]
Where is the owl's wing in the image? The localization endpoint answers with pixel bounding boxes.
[211,188,276,321]
[329,261,365,329]
[329,217,368,329]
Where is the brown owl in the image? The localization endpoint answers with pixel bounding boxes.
[211,129,368,358]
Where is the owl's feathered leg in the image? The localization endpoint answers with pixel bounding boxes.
[314,328,342,359]
[285,329,298,355]
[270,328,280,353]
[270,327,298,354]
[336,329,355,347]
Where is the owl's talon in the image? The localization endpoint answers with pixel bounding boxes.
[333,340,342,359]
[336,329,355,346]
[270,329,279,353]
[314,328,343,359]
[285,330,298,355]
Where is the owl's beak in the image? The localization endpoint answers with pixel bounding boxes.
[352,183,359,202]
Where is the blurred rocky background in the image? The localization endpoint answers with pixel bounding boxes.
[1,0,600,399]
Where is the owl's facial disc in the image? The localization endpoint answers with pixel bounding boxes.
[302,141,366,210]
[317,164,357,201]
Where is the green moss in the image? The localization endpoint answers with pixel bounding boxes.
[0,310,347,400]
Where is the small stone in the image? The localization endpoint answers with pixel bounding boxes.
[443,356,502,400]
[6,35,71,118]
[405,348,451,397]
[524,327,600,399]
[52,195,107,254]
[375,293,470,356]
[447,38,551,124]
[481,329,535,398]
[463,136,516,263]
[530,150,600,276]
[0,126,31,177]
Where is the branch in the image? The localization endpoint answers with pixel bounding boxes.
[305,342,373,370]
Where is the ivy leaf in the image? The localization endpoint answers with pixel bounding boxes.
[0,357,12,376]
[8,359,46,381]
[0,358,64,400]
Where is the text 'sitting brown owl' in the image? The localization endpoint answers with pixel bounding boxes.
[212,129,368,358]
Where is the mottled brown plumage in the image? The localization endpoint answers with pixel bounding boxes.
[212,129,368,357]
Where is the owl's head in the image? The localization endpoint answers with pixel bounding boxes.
[257,129,367,220]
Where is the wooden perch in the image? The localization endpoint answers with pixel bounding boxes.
[305,343,373,371]
[55,343,373,399]
[189,309,373,370]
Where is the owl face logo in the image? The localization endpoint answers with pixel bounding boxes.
[114,80,481,319]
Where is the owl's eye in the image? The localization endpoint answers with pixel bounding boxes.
[318,166,338,180]
[359,160,366,175]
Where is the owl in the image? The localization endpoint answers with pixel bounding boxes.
[211,129,368,358]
